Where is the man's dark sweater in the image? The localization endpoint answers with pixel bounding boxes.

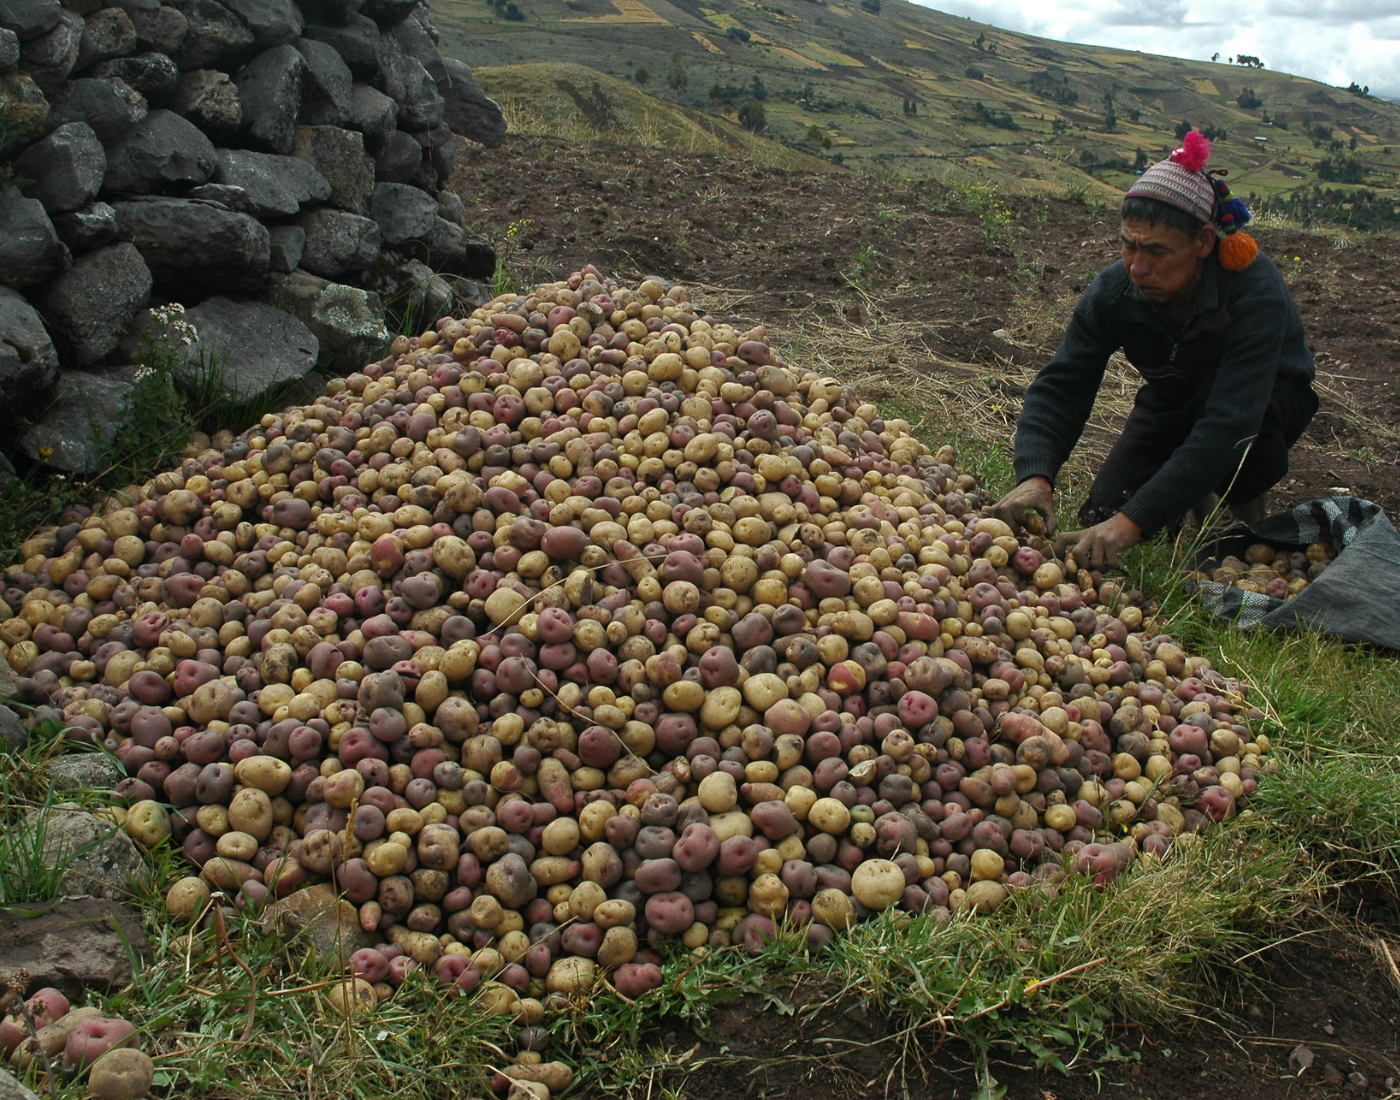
[1012,250,1316,536]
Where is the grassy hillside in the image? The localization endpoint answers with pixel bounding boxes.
[473,61,832,171]
[433,0,1400,216]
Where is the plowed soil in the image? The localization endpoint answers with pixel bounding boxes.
[448,134,1400,1099]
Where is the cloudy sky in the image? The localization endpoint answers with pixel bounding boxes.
[916,0,1400,103]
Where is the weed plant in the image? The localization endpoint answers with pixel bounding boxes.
[0,304,307,553]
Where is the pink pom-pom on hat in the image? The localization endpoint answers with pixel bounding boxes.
[1170,130,1211,173]
[1126,129,1219,227]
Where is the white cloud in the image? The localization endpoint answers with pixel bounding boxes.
[915,0,1400,100]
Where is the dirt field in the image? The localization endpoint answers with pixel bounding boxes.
[450,133,1400,515]
[448,135,1400,1099]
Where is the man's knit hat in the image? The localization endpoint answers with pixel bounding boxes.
[1125,130,1258,270]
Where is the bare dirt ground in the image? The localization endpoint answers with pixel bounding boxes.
[448,135,1400,1100]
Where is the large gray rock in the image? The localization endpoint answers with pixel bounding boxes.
[17,6,80,91]
[269,268,387,372]
[234,42,304,153]
[348,77,393,150]
[421,121,454,186]
[375,32,438,129]
[47,751,124,790]
[296,34,350,126]
[128,2,185,53]
[373,128,420,184]
[0,703,27,753]
[260,883,378,964]
[292,123,371,213]
[267,223,302,270]
[297,0,360,28]
[173,0,253,70]
[388,9,442,87]
[73,7,135,72]
[50,72,145,139]
[436,186,464,226]
[360,0,415,28]
[209,146,329,216]
[441,56,503,148]
[179,296,317,395]
[22,804,154,901]
[52,200,122,250]
[369,179,433,247]
[370,251,449,327]
[0,186,70,288]
[428,214,471,273]
[90,51,174,102]
[0,0,60,41]
[0,894,151,998]
[14,121,106,213]
[0,69,50,144]
[296,205,378,278]
[1,26,19,66]
[220,0,300,47]
[20,364,141,473]
[34,240,151,365]
[303,13,374,78]
[114,195,269,290]
[0,286,59,423]
[173,66,240,138]
[0,1066,42,1100]
[102,106,215,191]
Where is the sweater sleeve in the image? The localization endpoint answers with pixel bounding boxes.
[1012,268,1121,487]
[1117,275,1289,536]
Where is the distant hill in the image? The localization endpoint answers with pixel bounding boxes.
[432,0,1400,214]
[469,61,832,172]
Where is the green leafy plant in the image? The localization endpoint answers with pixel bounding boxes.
[846,243,879,293]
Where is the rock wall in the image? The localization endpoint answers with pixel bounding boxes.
[0,0,505,476]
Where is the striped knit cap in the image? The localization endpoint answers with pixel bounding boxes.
[1124,130,1259,269]
[1125,130,1216,224]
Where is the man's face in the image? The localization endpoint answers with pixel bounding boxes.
[1120,218,1216,305]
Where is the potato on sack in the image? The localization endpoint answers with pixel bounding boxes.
[3,267,1271,1041]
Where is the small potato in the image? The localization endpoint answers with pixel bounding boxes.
[326,977,377,1017]
[851,859,904,910]
[125,800,171,848]
[88,1048,155,1100]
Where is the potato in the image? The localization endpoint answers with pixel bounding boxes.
[88,1048,155,1100]
[124,800,171,848]
[851,859,905,910]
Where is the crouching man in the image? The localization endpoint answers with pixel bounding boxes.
[991,130,1319,566]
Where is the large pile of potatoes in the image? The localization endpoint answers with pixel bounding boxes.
[2,266,1270,1024]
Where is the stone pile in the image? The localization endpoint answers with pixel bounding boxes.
[0,0,505,477]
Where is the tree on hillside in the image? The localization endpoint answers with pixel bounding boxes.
[1175,118,1192,139]
[1237,87,1262,109]
[1102,94,1117,132]
[1235,54,1265,69]
[750,76,767,100]
[1317,154,1364,183]
[634,64,649,84]
[666,50,686,91]
[738,103,766,130]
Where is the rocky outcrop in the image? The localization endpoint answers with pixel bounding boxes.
[0,0,505,461]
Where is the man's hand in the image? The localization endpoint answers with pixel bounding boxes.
[1054,512,1142,570]
[990,476,1057,535]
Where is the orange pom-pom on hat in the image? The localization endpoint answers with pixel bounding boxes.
[1217,228,1258,271]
